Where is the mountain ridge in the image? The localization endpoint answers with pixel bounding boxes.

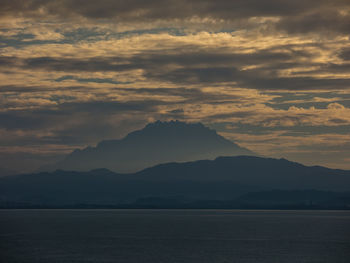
[44,120,254,173]
[2,155,350,207]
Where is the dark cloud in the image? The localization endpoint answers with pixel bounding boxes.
[54,75,131,85]
[0,85,44,93]
[116,87,243,104]
[277,10,350,35]
[168,108,184,114]
[339,48,350,61]
[0,0,340,19]
[57,100,163,114]
[0,56,18,67]
[213,122,350,136]
[0,99,166,142]
[6,48,346,91]
[24,56,134,72]
[136,51,350,90]
[20,49,293,73]
[240,75,350,91]
[1,0,349,34]
[205,111,257,122]
[0,0,300,19]
[0,84,93,94]
[0,112,45,130]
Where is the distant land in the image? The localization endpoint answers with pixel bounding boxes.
[0,167,17,177]
[42,120,253,173]
[1,156,350,209]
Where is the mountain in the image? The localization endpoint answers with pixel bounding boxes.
[0,167,17,177]
[135,156,350,191]
[1,156,350,207]
[45,120,253,173]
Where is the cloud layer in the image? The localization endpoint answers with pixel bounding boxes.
[1,0,350,172]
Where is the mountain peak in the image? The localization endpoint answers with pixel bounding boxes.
[46,120,254,173]
[142,120,208,133]
[145,120,205,129]
[125,120,218,141]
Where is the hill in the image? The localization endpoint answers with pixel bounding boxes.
[1,156,350,208]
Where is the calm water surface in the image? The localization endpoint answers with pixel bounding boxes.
[0,209,349,263]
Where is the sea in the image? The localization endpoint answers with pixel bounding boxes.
[0,209,349,263]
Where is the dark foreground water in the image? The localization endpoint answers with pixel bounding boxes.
[0,210,349,263]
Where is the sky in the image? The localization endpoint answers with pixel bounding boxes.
[1,0,350,173]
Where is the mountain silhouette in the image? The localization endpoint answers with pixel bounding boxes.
[45,120,253,173]
[0,167,17,177]
[136,156,350,189]
[2,156,350,207]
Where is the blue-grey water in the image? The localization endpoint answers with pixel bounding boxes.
[0,210,349,263]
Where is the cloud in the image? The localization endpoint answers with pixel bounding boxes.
[327,102,346,110]
[1,0,350,171]
[218,126,350,169]
[277,9,350,35]
[2,44,349,91]
[54,75,131,85]
[339,48,350,61]
[1,0,350,35]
